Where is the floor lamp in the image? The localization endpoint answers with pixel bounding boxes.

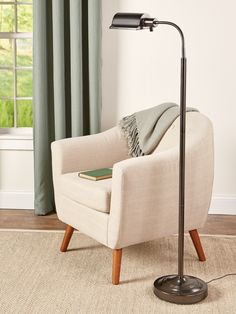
[110,13,208,304]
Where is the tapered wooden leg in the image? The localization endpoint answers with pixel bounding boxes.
[189,229,206,262]
[112,249,122,285]
[60,225,74,252]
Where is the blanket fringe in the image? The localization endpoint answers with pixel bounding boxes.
[119,114,144,157]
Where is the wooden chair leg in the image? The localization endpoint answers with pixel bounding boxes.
[189,229,206,262]
[60,225,74,252]
[112,249,122,285]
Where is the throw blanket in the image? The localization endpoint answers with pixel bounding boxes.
[119,103,198,157]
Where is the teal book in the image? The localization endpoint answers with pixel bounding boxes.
[79,168,112,181]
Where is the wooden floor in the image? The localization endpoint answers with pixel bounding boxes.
[0,210,235,235]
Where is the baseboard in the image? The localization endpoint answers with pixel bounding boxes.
[0,191,34,209]
[209,195,236,215]
[0,191,235,214]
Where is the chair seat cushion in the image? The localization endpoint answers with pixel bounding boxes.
[58,172,112,213]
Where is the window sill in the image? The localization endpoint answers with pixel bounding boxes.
[0,129,33,151]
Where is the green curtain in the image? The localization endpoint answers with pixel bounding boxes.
[33,0,101,215]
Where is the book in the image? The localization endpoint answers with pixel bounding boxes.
[78,168,112,181]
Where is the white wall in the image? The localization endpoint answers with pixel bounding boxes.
[0,1,235,213]
[102,0,236,214]
[0,147,34,209]
[0,150,33,191]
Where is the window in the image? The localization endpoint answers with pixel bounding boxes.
[0,1,32,129]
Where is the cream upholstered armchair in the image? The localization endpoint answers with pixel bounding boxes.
[51,112,214,285]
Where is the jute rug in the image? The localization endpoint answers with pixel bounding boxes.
[0,231,235,314]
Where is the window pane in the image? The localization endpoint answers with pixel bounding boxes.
[0,5,15,32]
[16,70,32,97]
[16,38,32,66]
[0,39,13,66]
[0,70,14,97]
[0,99,14,127]
[17,99,32,127]
[17,5,32,32]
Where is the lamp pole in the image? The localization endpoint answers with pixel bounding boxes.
[156,21,187,282]
[110,13,208,304]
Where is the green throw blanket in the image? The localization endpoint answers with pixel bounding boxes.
[119,103,198,157]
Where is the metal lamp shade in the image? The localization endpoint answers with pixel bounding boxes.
[110,13,151,30]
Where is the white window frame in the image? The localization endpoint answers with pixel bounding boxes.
[0,1,33,148]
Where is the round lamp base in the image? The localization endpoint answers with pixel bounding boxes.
[153,275,208,304]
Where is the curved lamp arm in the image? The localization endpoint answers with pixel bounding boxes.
[153,21,186,58]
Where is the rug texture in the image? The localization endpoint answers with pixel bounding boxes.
[0,231,235,314]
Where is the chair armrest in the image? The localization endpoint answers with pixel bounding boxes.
[51,127,129,176]
[108,149,179,248]
[108,136,213,249]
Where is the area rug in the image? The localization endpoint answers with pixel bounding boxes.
[0,231,235,314]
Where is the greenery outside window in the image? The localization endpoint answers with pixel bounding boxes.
[0,1,33,131]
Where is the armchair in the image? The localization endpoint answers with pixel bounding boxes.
[51,112,214,285]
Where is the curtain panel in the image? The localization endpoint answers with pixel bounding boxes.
[33,0,101,215]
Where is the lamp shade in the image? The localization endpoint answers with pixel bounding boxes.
[110,13,151,30]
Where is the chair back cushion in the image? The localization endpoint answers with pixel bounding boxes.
[153,112,209,153]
